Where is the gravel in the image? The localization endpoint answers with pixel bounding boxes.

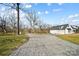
[11,34,79,56]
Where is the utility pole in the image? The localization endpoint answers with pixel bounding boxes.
[16,3,20,35]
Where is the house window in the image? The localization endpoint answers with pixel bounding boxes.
[67,28,71,33]
[73,30,76,32]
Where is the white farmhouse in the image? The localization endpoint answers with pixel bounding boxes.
[50,24,79,34]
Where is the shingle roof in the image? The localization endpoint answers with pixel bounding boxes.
[51,24,69,30]
[71,25,79,29]
[51,24,79,30]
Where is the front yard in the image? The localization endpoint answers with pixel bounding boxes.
[58,34,79,45]
[0,34,29,56]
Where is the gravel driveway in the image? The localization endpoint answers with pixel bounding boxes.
[11,34,79,56]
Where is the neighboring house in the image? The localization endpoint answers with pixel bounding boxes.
[50,24,79,34]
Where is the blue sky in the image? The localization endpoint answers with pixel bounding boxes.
[0,3,79,26]
[27,3,79,26]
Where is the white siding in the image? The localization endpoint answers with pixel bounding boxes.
[50,30,65,34]
[65,25,75,34]
[50,25,76,34]
[64,29,74,34]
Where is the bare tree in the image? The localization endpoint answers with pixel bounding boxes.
[6,10,17,33]
[0,3,20,35]
[0,14,7,33]
[37,20,52,29]
[25,11,39,30]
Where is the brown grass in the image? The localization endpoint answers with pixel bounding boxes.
[57,34,79,44]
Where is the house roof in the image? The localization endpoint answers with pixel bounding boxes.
[51,24,69,30]
[71,25,79,29]
[51,24,79,30]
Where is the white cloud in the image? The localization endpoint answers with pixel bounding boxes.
[72,19,79,22]
[25,4,32,8]
[58,3,63,6]
[53,9,62,12]
[68,15,74,18]
[68,14,79,19]
[19,10,26,20]
[1,7,5,11]
[60,18,68,24]
[75,14,79,17]
[47,3,51,6]
[13,9,17,14]
[45,11,49,14]
[10,9,17,17]
[37,11,41,14]
[71,19,79,25]
[60,14,79,25]
[20,10,25,18]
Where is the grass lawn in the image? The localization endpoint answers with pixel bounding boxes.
[0,34,29,56]
[57,34,79,45]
